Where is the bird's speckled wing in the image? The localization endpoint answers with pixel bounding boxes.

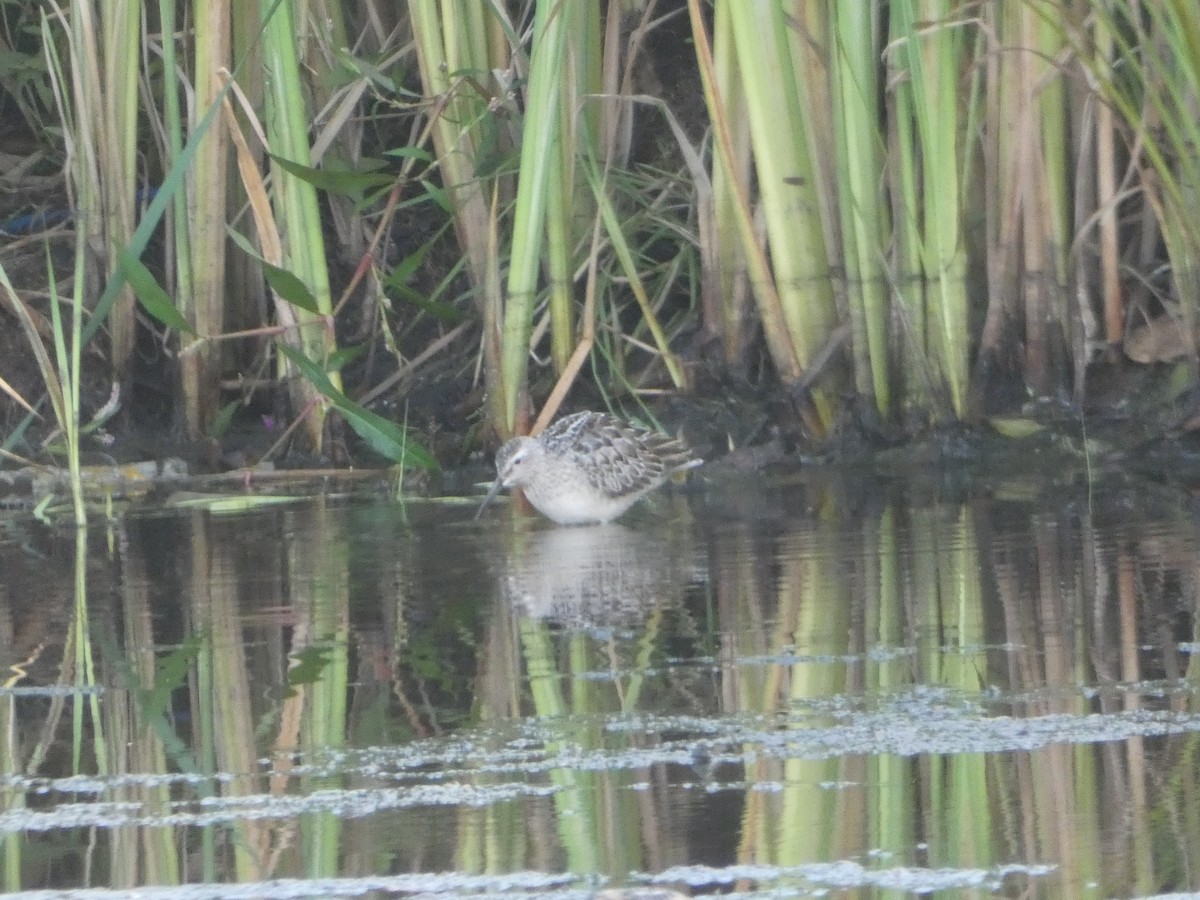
[544,411,696,499]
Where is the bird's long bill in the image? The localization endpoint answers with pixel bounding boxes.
[474,478,505,520]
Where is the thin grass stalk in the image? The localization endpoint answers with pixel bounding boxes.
[888,36,927,413]
[543,2,604,376]
[50,230,88,525]
[583,151,687,387]
[42,4,97,383]
[260,0,341,450]
[301,3,371,264]
[500,2,570,431]
[994,1,1070,394]
[1098,2,1200,353]
[597,1,631,167]
[484,185,505,431]
[544,128,575,374]
[1092,16,1122,348]
[4,4,80,490]
[408,0,504,292]
[1159,202,1200,353]
[297,3,351,151]
[830,2,890,418]
[0,268,63,443]
[974,5,1013,387]
[98,0,140,379]
[722,0,839,425]
[29,14,89,523]
[157,0,195,387]
[227,0,268,364]
[784,3,840,267]
[74,2,244,368]
[52,1,139,384]
[183,0,231,436]
[982,2,1039,393]
[409,1,511,430]
[1031,5,1072,384]
[686,0,803,390]
[455,0,498,68]
[889,1,972,418]
[706,0,754,367]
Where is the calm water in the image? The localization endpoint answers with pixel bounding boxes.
[2,466,1199,897]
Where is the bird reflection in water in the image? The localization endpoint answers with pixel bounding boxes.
[496,523,694,630]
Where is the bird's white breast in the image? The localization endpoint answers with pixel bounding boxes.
[523,481,640,525]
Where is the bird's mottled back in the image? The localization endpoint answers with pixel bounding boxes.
[540,412,694,498]
[476,410,701,525]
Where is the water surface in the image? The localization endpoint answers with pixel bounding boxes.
[1,467,1198,897]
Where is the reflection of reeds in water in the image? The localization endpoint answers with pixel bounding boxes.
[718,486,1200,894]
[981,503,1200,889]
[11,487,1200,893]
[473,520,702,881]
[495,524,694,630]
